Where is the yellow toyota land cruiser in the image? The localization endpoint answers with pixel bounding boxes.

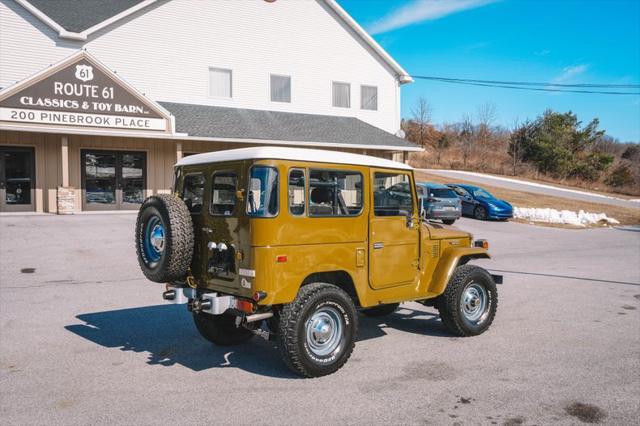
[135,147,500,377]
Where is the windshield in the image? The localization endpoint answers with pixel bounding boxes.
[247,166,279,217]
[472,188,494,199]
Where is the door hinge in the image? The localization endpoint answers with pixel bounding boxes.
[411,259,419,268]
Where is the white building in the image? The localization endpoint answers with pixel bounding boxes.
[0,0,418,213]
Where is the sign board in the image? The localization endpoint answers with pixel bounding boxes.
[0,52,170,132]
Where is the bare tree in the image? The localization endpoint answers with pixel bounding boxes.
[410,97,433,147]
[475,102,498,171]
[459,114,474,168]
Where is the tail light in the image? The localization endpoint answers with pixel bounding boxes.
[236,299,255,313]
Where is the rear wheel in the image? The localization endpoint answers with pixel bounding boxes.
[474,206,488,220]
[193,312,254,346]
[436,265,497,337]
[277,283,357,377]
[361,303,399,317]
[442,219,456,225]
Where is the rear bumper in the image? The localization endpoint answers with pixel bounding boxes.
[163,286,237,315]
[427,210,461,220]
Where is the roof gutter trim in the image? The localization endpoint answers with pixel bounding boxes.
[17,0,158,41]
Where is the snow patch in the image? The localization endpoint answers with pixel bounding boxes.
[513,207,620,227]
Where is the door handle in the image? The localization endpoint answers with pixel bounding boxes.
[373,242,384,250]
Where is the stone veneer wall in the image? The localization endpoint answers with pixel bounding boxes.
[57,187,76,214]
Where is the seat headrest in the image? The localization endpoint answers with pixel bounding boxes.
[310,187,332,204]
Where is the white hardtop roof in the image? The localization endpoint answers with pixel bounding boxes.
[175,147,413,170]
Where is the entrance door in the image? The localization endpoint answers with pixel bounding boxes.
[0,146,35,212]
[82,150,146,211]
[369,170,420,289]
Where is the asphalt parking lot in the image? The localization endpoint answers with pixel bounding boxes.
[1,214,639,425]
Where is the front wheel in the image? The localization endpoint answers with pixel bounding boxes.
[277,283,357,377]
[436,265,498,337]
[193,312,254,346]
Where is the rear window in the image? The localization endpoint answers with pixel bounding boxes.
[182,173,205,214]
[210,171,237,216]
[247,166,279,217]
[428,188,458,198]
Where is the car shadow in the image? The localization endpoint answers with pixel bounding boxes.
[357,306,451,341]
[65,304,451,377]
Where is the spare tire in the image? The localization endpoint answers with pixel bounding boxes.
[135,194,194,283]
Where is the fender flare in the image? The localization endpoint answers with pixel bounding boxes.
[427,247,490,295]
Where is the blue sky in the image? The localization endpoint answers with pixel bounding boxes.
[339,0,640,142]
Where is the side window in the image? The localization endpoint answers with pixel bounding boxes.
[288,169,305,216]
[182,173,205,214]
[373,172,413,217]
[247,166,279,217]
[210,171,237,216]
[309,169,362,216]
[452,186,469,197]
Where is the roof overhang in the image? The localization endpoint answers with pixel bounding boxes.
[0,122,423,152]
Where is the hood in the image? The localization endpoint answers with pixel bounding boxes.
[425,224,471,240]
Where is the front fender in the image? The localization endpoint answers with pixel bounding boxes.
[427,247,490,295]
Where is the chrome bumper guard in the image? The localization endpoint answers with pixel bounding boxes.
[162,286,237,315]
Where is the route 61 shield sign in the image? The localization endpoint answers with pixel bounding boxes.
[75,64,94,82]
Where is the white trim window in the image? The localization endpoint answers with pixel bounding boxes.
[361,85,378,111]
[270,74,291,103]
[209,67,232,98]
[332,82,350,108]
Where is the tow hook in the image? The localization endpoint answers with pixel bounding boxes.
[188,298,213,313]
[162,290,176,301]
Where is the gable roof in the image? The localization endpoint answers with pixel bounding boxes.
[16,0,412,82]
[176,146,413,170]
[160,102,420,151]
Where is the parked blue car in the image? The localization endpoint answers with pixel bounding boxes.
[446,184,513,220]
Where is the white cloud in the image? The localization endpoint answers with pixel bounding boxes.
[551,64,589,84]
[368,0,498,35]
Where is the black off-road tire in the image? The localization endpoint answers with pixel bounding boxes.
[193,312,254,346]
[361,303,400,317]
[135,194,194,283]
[474,206,488,220]
[277,283,358,378]
[436,265,498,337]
[442,219,456,225]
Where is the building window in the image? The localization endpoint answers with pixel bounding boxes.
[332,82,350,108]
[209,68,232,98]
[361,85,378,110]
[270,74,291,103]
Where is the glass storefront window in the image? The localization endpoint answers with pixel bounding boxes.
[85,152,116,204]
